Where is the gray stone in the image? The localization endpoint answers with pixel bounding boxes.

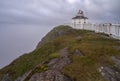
[98,66,120,81]
[29,70,71,81]
[15,47,72,81]
[48,47,71,70]
[14,70,33,81]
[74,49,84,56]
[47,58,59,66]
[29,47,72,81]
[111,56,120,69]
[2,74,11,81]
[58,47,69,57]
[113,46,120,50]
[49,57,71,70]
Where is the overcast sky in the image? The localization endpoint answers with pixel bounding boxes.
[0,0,120,25]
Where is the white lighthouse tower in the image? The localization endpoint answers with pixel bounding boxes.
[72,10,88,29]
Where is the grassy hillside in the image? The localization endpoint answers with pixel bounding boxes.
[0,25,120,81]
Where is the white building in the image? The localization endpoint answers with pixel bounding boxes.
[69,10,120,40]
[72,10,88,29]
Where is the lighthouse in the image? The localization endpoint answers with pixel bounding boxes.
[72,10,88,29]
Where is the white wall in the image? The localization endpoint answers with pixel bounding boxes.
[72,19,88,25]
[69,23,120,40]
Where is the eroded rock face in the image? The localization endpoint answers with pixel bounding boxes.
[99,66,120,81]
[48,57,71,70]
[14,70,33,81]
[99,56,120,81]
[47,47,71,70]
[29,70,71,81]
[29,47,72,81]
[111,56,120,69]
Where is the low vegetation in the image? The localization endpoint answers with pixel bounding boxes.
[49,53,60,59]
[0,25,120,81]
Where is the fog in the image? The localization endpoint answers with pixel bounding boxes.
[0,24,54,69]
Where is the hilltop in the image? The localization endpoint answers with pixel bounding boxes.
[1,25,120,81]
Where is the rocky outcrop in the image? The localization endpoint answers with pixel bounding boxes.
[29,47,72,81]
[2,74,11,81]
[29,70,71,81]
[99,56,120,81]
[14,25,74,81]
[99,66,120,81]
[111,56,120,69]
[14,70,33,81]
[14,47,72,81]
[47,47,71,70]
[37,25,75,48]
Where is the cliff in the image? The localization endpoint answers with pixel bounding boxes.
[1,25,120,81]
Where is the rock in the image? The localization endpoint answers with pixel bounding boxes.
[15,47,72,81]
[29,47,72,81]
[49,57,71,70]
[48,47,71,70]
[14,70,33,81]
[29,70,72,81]
[99,56,120,81]
[98,66,120,81]
[113,46,120,50]
[111,56,120,69]
[2,74,11,81]
[75,36,82,41]
[47,58,59,67]
[58,47,69,57]
[74,49,84,56]
[96,33,111,39]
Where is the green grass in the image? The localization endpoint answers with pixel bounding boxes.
[0,25,76,80]
[63,30,120,81]
[1,25,120,81]
[49,53,60,59]
[0,41,61,80]
[37,25,74,47]
[24,64,48,81]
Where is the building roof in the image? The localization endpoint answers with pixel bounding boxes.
[72,10,88,19]
[72,16,88,19]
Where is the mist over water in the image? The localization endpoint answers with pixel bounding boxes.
[0,24,54,69]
